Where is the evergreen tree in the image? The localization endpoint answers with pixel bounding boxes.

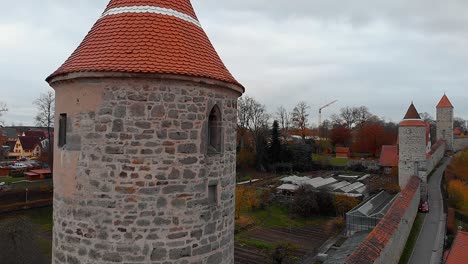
[269,120,282,163]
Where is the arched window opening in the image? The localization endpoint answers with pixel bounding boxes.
[208,105,222,153]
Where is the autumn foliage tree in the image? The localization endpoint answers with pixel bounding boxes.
[448,150,468,182]
[447,180,465,209]
[330,125,352,147]
[352,121,396,157]
[235,186,259,219]
[334,195,360,216]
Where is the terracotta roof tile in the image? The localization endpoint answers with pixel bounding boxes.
[403,103,421,120]
[379,145,398,167]
[336,147,350,153]
[446,231,468,264]
[436,94,454,108]
[47,0,243,90]
[346,176,420,264]
[399,120,426,127]
[18,136,41,151]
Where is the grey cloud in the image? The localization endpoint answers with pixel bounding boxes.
[1,1,467,126]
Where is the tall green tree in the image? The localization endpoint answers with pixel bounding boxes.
[268,120,282,163]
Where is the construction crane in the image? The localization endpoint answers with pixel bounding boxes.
[318,100,338,129]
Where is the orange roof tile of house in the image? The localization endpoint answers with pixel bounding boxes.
[346,176,420,264]
[336,147,350,153]
[46,0,243,90]
[436,94,454,108]
[446,231,468,264]
[379,145,398,167]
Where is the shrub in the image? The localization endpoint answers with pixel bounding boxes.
[270,242,296,264]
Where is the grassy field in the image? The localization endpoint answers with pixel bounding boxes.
[312,154,349,167]
[0,206,53,261]
[245,205,329,229]
[0,176,26,183]
[398,213,425,264]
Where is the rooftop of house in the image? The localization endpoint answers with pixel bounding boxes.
[336,147,350,153]
[436,94,454,109]
[46,0,243,90]
[18,136,41,151]
[379,145,398,167]
[446,231,468,264]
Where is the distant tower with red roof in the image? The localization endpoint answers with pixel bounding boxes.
[46,1,243,263]
[398,103,427,188]
[436,94,454,151]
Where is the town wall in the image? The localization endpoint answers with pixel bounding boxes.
[346,176,420,264]
[424,141,446,177]
[50,74,240,264]
[454,137,468,152]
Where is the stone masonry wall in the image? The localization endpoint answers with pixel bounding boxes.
[425,143,446,178]
[51,76,240,264]
[437,107,453,151]
[398,126,426,188]
[454,137,468,152]
[346,176,420,264]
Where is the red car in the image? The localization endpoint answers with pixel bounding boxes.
[419,200,429,213]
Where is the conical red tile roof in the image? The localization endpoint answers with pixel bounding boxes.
[436,94,453,108]
[46,0,243,90]
[401,103,425,127]
[403,103,421,119]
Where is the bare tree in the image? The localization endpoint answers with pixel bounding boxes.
[419,112,434,123]
[291,101,310,139]
[454,117,466,131]
[275,106,290,136]
[237,96,270,170]
[34,90,55,170]
[0,101,7,126]
[337,106,372,129]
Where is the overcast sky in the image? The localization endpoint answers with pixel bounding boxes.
[1,0,467,127]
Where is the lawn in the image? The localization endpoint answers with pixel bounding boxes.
[398,213,425,264]
[0,206,53,263]
[312,154,349,167]
[0,176,26,183]
[241,205,330,229]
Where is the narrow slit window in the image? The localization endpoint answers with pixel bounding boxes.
[58,113,67,147]
[208,184,218,205]
[208,105,222,153]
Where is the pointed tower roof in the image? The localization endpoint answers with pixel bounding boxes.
[400,102,425,127]
[46,0,243,91]
[403,103,421,119]
[436,94,453,108]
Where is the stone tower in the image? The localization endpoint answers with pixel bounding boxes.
[436,94,454,151]
[398,103,427,188]
[46,1,244,263]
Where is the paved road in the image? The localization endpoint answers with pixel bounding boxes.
[409,158,450,264]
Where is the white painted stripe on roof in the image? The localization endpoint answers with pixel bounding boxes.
[100,5,201,27]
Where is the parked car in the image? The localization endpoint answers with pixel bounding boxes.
[419,200,429,213]
[9,163,27,170]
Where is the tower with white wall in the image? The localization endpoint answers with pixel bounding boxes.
[46,1,244,263]
[398,103,427,188]
[436,94,454,151]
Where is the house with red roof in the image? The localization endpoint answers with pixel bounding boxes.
[336,147,350,158]
[379,145,398,176]
[7,136,41,159]
[445,231,468,264]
